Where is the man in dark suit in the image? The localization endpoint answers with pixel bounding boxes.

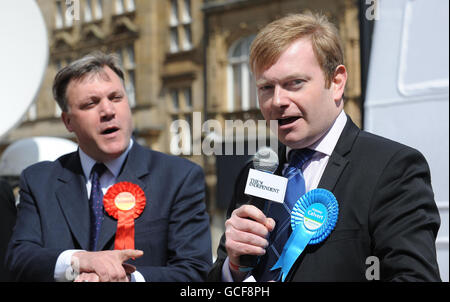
[208,13,441,282]
[6,52,212,282]
[0,179,16,281]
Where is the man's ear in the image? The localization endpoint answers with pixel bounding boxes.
[332,65,347,102]
[61,111,73,132]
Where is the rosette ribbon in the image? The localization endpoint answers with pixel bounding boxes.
[103,182,146,250]
[271,188,338,281]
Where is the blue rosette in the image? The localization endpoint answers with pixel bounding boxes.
[291,189,339,244]
[271,188,339,281]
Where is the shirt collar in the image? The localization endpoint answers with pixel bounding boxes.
[286,110,347,160]
[79,139,134,180]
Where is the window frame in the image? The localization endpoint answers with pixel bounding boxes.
[227,35,258,112]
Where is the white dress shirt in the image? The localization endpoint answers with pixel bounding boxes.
[222,110,348,281]
[54,139,145,282]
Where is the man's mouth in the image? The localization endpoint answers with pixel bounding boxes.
[278,116,300,126]
[101,127,119,135]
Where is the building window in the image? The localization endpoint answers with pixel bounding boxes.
[55,0,78,28]
[55,1,64,29]
[182,0,191,23]
[169,0,193,53]
[171,90,180,112]
[169,86,193,155]
[170,87,192,112]
[114,0,135,15]
[183,87,192,109]
[84,0,103,23]
[116,45,137,108]
[127,0,135,12]
[170,27,180,53]
[183,25,192,50]
[227,35,257,112]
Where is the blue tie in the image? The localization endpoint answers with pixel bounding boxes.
[257,148,315,281]
[89,163,107,251]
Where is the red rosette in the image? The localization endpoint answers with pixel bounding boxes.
[103,182,146,250]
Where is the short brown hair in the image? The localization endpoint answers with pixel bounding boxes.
[52,51,125,112]
[249,12,344,87]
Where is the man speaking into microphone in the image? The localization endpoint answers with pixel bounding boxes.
[208,13,441,282]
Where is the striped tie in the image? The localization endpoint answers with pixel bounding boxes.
[257,148,315,281]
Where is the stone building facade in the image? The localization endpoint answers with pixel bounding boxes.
[1,0,362,256]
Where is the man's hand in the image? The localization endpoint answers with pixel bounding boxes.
[74,272,99,282]
[74,262,138,282]
[224,205,275,279]
[72,249,143,282]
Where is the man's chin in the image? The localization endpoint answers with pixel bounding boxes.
[97,142,129,161]
[279,134,310,150]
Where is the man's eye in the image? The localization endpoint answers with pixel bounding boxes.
[287,79,304,89]
[81,102,96,109]
[259,85,273,92]
[111,95,123,101]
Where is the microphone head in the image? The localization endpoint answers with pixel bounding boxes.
[253,146,279,174]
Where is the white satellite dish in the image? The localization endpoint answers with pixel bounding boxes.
[0,0,48,140]
[0,137,78,177]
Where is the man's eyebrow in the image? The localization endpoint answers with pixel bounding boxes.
[256,79,271,86]
[108,90,124,97]
[78,94,98,103]
[256,73,310,86]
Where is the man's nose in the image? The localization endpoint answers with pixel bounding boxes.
[272,85,290,108]
[99,99,115,119]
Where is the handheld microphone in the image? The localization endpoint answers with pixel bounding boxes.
[239,147,279,269]
[253,146,279,173]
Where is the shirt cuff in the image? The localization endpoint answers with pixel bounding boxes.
[221,257,234,282]
[55,250,146,282]
[54,249,84,282]
[130,270,145,282]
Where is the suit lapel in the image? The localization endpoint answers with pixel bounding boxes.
[317,152,348,191]
[275,116,360,191]
[318,116,360,191]
[97,143,151,250]
[280,116,360,282]
[56,152,91,250]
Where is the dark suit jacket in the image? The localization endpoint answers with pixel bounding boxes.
[6,142,212,282]
[0,179,16,281]
[208,117,441,281]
